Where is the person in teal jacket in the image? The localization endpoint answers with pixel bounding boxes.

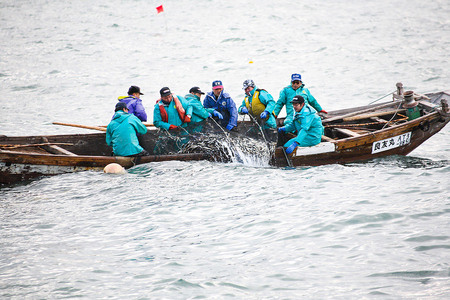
[106,102,148,156]
[184,86,223,133]
[153,87,193,131]
[278,95,324,154]
[238,79,277,129]
[185,86,223,123]
[273,73,327,129]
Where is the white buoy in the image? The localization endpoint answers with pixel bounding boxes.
[103,163,126,174]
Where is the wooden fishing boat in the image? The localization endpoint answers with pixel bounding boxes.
[1,84,449,184]
[272,87,450,167]
[0,120,267,184]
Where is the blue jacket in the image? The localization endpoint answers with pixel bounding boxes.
[106,111,148,156]
[203,90,238,129]
[238,86,277,128]
[117,95,147,122]
[185,93,212,123]
[284,103,324,147]
[273,84,322,126]
[153,95,193,130]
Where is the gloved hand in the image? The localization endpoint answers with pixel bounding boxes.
[213,110,223,119]
[208,113,212,118]
[226,124,234,131]
[240,107,249,114]
[319,109,328,114]
[169,125,179,130]
[184,115,191,123]
[260,111,269,120]
[278,127,286,133]
[285,142,299,154]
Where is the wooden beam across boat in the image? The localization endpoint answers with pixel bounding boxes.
[41,137,77,156]
[323,101,402,123]
[334,128,360,138]
[342,109,406,122]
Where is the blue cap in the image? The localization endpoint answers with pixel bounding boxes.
[291,73,302,82]
[212,80,223,89]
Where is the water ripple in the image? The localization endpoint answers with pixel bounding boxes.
[1,0,449,298]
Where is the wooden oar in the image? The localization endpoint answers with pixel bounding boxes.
[52,122,106,132]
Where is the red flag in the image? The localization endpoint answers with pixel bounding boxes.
[156,5,164,14]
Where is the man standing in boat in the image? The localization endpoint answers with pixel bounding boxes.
[278,95,324,154]
[153,87,193,132]
[106,102,149,157]
[117,85,148,122]
[273,74,327,129]
[185,86,223,132]
[203,80,238,131]
[238,79,277,129]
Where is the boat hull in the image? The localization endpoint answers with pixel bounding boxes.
[1,89,449,184]
[0,151,208,184]
[273,110,449,167]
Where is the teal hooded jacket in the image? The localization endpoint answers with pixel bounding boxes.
[274,84,322,126]
[106,111,148,156]
[284,103,324,147]
[185,93,213,123]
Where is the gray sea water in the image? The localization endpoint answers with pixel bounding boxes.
[1,0,449,299]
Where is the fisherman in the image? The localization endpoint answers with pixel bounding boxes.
[277,95,324,154]
[273,74,327,129]
[106,102,149,156]
[185,86,223,132]
[116,85,147,122]
[238,79,277,129]
[203,80,238,131]
[153,87,193,132]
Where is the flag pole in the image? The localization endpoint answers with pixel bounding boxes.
[164,12,168,33]
[156,4,167,32]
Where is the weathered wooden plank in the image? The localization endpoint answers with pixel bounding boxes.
[370,117,388,123]
[323,101,401,123]
[334,128,360,138]
[44,145,78,156]
[343,109,405,122]
[321,135,335,142]
[418,101,438,112]
[41,137,78,156]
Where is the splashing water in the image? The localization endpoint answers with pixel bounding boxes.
[181,133,274,167]
[221,135,273,166]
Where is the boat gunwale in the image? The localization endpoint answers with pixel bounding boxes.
[0,149,209,168]
[333,110,445,150]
